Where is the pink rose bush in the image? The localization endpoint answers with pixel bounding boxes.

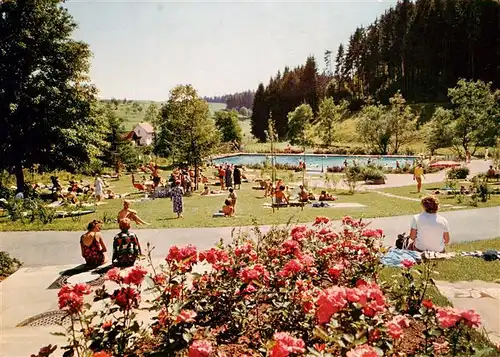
[42,217,490,357]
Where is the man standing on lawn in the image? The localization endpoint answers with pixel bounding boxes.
[413,163,425,193]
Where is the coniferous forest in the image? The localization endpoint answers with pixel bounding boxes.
[251,0,500,142]
[203,90,255,110]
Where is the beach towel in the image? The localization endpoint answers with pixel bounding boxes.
[312,202,331,208]
[381,248,422,267]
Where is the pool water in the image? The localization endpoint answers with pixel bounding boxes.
[212,154,416,169]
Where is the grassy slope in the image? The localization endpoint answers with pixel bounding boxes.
[99,100,227,131]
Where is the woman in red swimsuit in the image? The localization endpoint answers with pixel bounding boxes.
[80,220,108,267]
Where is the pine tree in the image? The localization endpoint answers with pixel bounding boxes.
[300,56,319,115]
[251,83,269,142]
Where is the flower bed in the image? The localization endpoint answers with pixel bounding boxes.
[35,217,495,357]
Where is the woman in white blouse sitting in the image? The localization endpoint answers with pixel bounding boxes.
[409,196,450,253]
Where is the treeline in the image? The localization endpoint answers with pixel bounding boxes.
[251,56,330,141]
[203,90,255,109]
[332,0,500,104]
[251,0,500,142]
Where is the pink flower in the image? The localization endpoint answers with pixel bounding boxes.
[281,239,301,256]
[316,286,347,324]
[111,286,140,311]
[361,229,383,238]
[166,244,198,271]
[199,248,229,266]
[123,265,147,286]
[243,284,257,294]
[106,267,122,283]
[278,259,304,278]
[58,284,91,314]
[460,309,481,328]
[92,352,112,357]
[327,263,344,280]
[239,264,269,284]
[392,315,411,328]
[422,299,434,309]
[436,307,461,328]
[345,288,367,305]
[385,320,404,340]
[314,343,326,352]
[189,340,212,357]
[101,320,113,330]
[401,259,415,268]
[176,309,197,323]
[346,345,379,357]
[433,341,450,355]
[313,216,330,226]
[291,226,308,241]
[234,242,256,260]
[269,332,306,357]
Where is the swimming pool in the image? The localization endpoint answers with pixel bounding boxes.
[212,154,416,169]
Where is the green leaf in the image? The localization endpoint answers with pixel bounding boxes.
[182,333,192,343]
[51,332,66,337]
[343,333,354,343]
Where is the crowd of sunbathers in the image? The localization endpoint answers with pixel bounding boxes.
[258,178,337,205]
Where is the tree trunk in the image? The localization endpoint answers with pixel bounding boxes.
[15,164,25,192]
[194,163,198,191]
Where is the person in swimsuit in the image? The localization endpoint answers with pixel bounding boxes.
[413,163,425,193]
[117,200,150,225]
[228,188,237,213]
[222,199,234,217]
[80,220,108,267]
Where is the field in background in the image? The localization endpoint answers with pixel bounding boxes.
[99,100,228,131]
[98,99,435,155]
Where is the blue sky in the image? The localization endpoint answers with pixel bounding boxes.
[66,0,395,100]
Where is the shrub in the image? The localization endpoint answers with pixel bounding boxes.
[40,219,492,357]
[0,251,22,278]
[362,166,386,181]
[471,174,490,203]
[5,198,55,224]
[447,167,470,180]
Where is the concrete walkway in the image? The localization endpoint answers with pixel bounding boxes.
[1,206,498,267]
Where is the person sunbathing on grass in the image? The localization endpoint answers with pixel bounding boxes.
[319,190,337,201]
[201,186,210,196]
[275,186,289,205]
[407,196,450,253]
[222,199,234,217]
[117,200,150,225]
[299,185,309,202]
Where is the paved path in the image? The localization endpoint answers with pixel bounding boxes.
[1,206,498,267]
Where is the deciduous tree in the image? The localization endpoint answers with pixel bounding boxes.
[446,79,499,156]
[316,98,348,147]
[102,109,139,176]
[386,92,417,154]
[425,107,454,155]
[0,0,104,191]
[214,109,242,147]
[287,104,314,148]
[156,85,219,189]
[143,103,160,128]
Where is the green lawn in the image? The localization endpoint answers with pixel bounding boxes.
[381,181,500,210]
[380,237,500,308]
[0,172,425,231]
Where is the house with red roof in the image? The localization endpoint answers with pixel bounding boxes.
[125,122,155,146]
